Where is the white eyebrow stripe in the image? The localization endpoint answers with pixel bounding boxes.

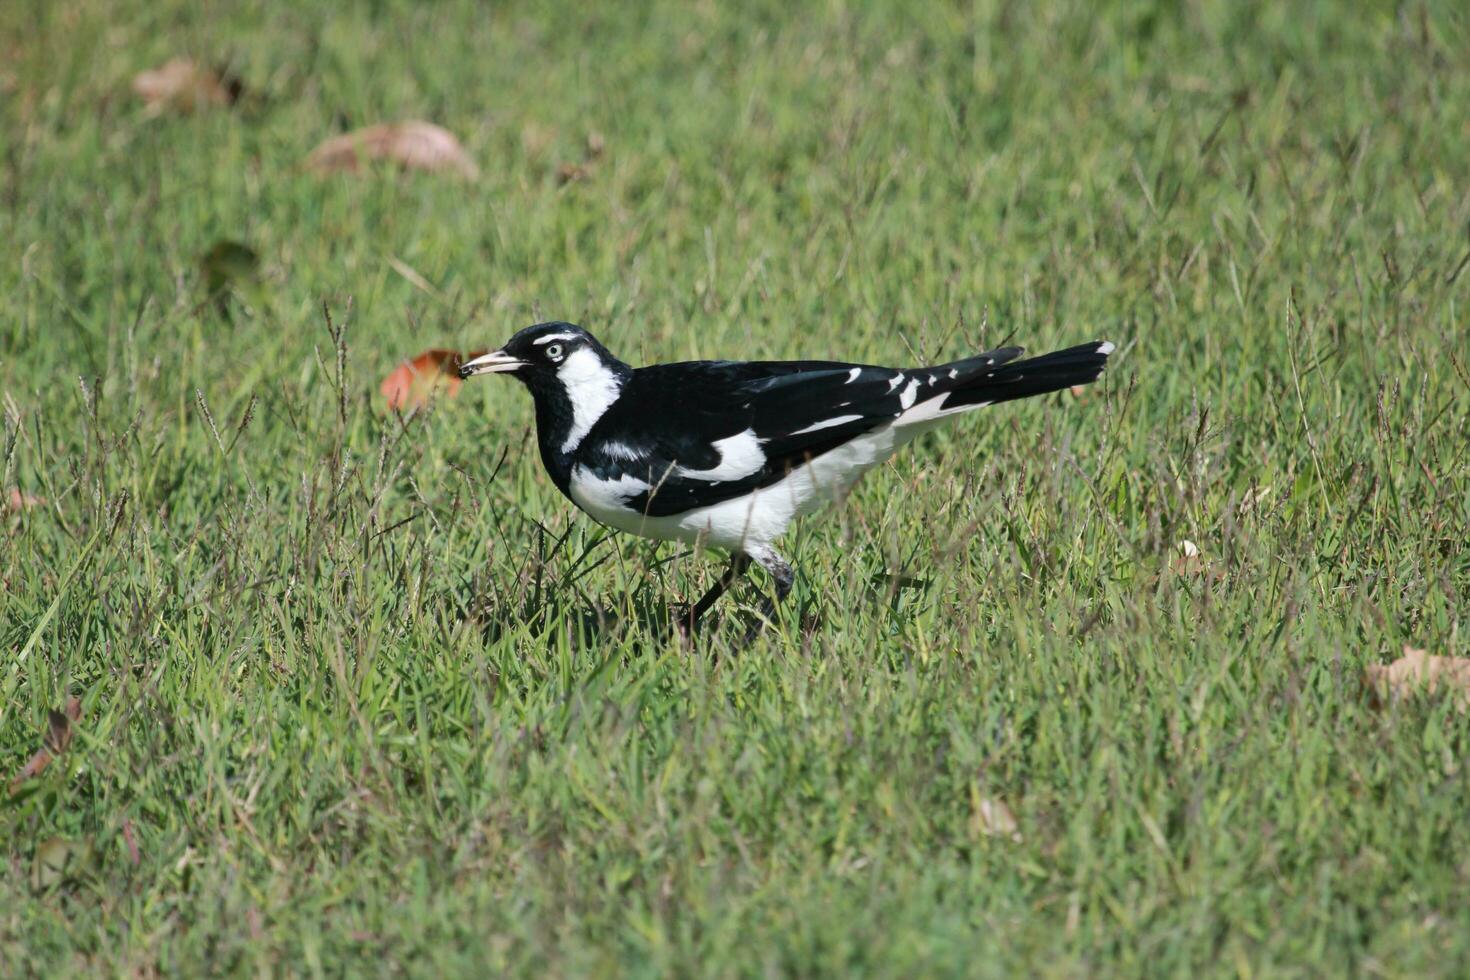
[533,332,580,345]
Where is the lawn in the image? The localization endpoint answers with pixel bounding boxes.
[3,0,1469,974]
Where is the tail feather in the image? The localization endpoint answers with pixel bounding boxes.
[940,340,1114,411]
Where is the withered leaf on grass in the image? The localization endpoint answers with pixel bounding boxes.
[556,162,590,185]
[7,488,44,511]
[1166,539,1227,583]
[5,488,44,535]
[10,697,81,793]
[1169,539,1204,574]
[132,58,239,113]
[969,786,1022,842]
[555,130,608,185]
[381,349,486,411]
[1365,646,1470,712]
[306,121,479,178]
[31,836,94,891]
[200,240,261,305]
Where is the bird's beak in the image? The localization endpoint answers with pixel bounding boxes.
[458,350,524,379]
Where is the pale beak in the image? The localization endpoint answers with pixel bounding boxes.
[458,350,524,378]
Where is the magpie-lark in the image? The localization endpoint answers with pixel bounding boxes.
[460,322,1114,638]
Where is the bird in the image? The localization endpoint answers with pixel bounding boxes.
[459,322,1114,640]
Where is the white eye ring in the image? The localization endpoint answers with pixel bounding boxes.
[545,343,564,360]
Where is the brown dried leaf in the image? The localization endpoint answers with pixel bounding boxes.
[970,786,1022,842]
[1168,539,1203,573]
[555,132,607,185]
[121,819,141,867]
[307,121,479,178]
[7,488,44,511]
[1365,646,1470,712]
[10,697,81,793]
[30,835,93,891]
[381,349,482,411]
[132,58,236,113]
[556,162,590,185]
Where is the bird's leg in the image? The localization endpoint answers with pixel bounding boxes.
[739,546,794,647]
[673,554,750,640]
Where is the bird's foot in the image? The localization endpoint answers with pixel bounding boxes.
[734,595,781,650]
[735,619,766,650]
[667,602,700,646]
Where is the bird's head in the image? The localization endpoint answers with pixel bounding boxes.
[459,322,630,453]
[459,321,628,386]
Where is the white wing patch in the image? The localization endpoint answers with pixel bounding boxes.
[568,467,648,523]
[599,440,644,461]
[673,428,766,482]
[789,414,865,436]
[557,348,624,453]
[898,377,920,409]
[845,367,862,383]
[896,394,991,428]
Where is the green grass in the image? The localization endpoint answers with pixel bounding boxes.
[4,0,1470,973]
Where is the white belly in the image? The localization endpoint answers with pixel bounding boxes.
[568,423,903,551]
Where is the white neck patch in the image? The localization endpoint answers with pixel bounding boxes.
[557,347,623,453]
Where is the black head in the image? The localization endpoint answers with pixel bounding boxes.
[458,322,618,383]
[458,322,631,474]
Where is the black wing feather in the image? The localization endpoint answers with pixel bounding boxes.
[575,359,940,516]
[573,343,1102,518]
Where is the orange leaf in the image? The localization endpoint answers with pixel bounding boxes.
[1365,646,1470,712]
[381,349,473,411]
[10,697,81,793]
[306,121,479,178]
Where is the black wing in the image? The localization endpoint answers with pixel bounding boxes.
[574,349,1026,516]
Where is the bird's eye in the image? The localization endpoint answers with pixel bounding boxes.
[545,343,564,360]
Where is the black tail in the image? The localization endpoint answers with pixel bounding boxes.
[941,340,1114,411]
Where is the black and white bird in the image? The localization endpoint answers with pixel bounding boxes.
[460,322,1113,637]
